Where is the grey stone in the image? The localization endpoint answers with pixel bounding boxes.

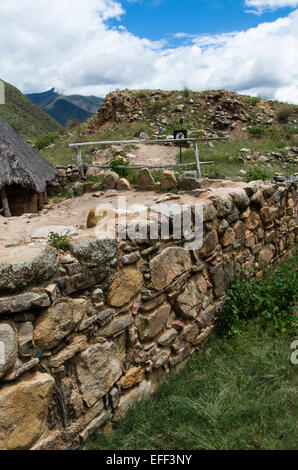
[18,322,34,357]
[97,314,133,338]
[70,238,118,277]
[76,342,124,407]
[0,245,58,295]
[0,323,17,378]
[0,292,50,316]
[122,251,141,265]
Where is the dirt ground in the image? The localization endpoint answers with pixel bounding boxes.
[0,180,251,247]
[92,143,179,167]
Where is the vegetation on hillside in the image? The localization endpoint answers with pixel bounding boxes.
[0,80,63,139]
[86,255,297,451]
[41,89,297,180]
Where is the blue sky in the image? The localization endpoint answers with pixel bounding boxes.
[113,0,294,45]
[0,0,298,103]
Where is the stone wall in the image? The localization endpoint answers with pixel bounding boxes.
[0,178,296,450]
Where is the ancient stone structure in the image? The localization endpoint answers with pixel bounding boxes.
[0,178,296,450]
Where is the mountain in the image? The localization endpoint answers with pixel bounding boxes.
[26,88,104,126]
[0,80,63,139]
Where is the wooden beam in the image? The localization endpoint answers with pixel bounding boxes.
[69,137,229,148]
[84,161,214,170]
[194,141,202,178]
[75,146,84,178]
[0,186,12,218]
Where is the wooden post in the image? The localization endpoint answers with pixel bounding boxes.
[76,146,84,179]
[194,141,201,178]
[0,186,12,218]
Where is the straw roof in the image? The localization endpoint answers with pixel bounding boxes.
[0,116,56,193]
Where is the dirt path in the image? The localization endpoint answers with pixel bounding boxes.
[92,143,179,167]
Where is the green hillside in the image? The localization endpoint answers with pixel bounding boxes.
[0,80,63,139]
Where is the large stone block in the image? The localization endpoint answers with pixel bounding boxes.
[0,292,50,316]
[0,245,58,295]
[0,372,54,450]
[70,238,118,277]
[136,302,171,341]
[34,299,87,350]
[76,341,124,407]
[107,269,143,307]
[137,168,156,191]
[173,278,201,320]
[0,323,17,378]
[150,247,192,291]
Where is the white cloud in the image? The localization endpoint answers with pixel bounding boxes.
[245,0,298,12]
[0,1,298,103]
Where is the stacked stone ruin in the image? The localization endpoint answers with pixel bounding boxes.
[0,177,296,450]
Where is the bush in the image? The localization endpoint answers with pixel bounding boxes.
[48,231,72,250]
[108,156,129,177]
[35,132,59,150]
[246,165,272,182]
[277,106,292,123]
[68,119,80,129]
[248,125,266,138]
[217,256,297,336]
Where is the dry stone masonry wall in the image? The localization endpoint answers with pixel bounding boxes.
[0,178,297,450]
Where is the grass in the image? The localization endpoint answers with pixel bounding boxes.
[86,321,297,450]
[86,256,297,451]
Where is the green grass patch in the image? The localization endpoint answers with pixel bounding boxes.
[217,256,298,336]
[86,319,297,450]
[86,255,297,451]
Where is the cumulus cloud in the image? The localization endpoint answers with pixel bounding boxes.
[0,0,297,103]
[245,0,298,13]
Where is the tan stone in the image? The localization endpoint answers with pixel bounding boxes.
[258,245,274,267]
[199,229,218,257]
[150,247,192,291]
[137,168,156,191]
[0,372,54,450]
[193,273,208,297]
[174,278,201,320]
[260,206,279,224]
[117,178,131,191]
[76,341,123,407]
[0,323,17,378]
[136,302,171,341]
[221,228,236,247]
[246,211,261,230]
[120,366,144,389]
[233,220,246,239]
[160,170,178,190]
[107,269,143,307]
[49,336,87,368]
[34,299,87,350]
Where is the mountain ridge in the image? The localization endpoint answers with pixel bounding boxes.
[26,88,104,126]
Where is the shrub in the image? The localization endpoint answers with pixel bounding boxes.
[48,231,72,250]
[216,257,297,336]
[35,132,59,150]
[277,106,292,123]
[68,119,80,129]
[248,125,266,138]
[245,165,272,182]
[182,87,191,98]
[108,156,129,177]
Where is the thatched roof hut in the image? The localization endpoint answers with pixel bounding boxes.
[0,116,56,216]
